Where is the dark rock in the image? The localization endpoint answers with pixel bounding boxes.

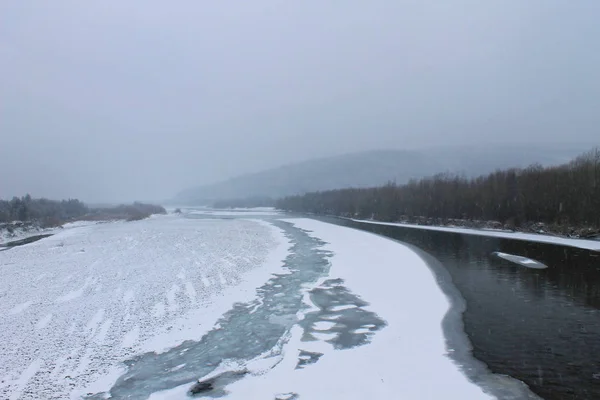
[275,393,299,400]
[189,379,214,394]
[296,350,323,369]
[579,229,600,239]
[188,369,249,396]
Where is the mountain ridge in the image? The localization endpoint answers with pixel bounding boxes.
[173,144,594,205]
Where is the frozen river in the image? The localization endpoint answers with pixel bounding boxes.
[0,211,534,399]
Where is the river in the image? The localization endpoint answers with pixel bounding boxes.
[324,217,600,400]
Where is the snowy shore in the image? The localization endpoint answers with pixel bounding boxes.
[220,218,496,399]
[149,218,501,400]
[1,214,535,399]
[353,219,600,251]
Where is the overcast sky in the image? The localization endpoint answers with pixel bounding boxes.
[1,1,599,202]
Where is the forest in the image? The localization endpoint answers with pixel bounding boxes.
[276,148,600,233]
[0,195,88,225]
[0,196,166,226]
[212,196,275,209]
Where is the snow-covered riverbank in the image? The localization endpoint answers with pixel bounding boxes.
[200,218,495,399]
[353,219,600,251]
[0,215,289,399]
[1,214,528,399]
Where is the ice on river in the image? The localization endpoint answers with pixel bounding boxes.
[1,214,506,400]
[354,218,600,251]
[152,218,495,400]
[226,218,495,400]
[0,215,289,400]
[493,251,548,269]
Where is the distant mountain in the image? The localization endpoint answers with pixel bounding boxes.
[173,144,594,205]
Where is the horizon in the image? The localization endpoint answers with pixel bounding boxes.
[2,141,598,204]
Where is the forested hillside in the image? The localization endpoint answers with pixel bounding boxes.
[174,144,589,205]
[276,148,600,232]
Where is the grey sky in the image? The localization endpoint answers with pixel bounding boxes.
[1,1,599,202]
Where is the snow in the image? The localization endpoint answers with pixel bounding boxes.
[153,218,493,400]
[1,213,512,399]
[0,225,49,245]
[121,326,140,349]
[0,220,100,246]
[8,359,43,400]
[312,321,337,331]
[351,327,373,334]
[35,313,53,330]
[60,221,100,229]
[189,210,281,216]
[279,219,495,398]
[354,219,600,251]
[493,252,547,269]
[8,301,33,315]
[329,304,357,312]
[0,215,290,399]
[138,220,291,356]
[56,277,96,303]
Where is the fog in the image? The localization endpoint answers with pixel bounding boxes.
[1,1,599,203]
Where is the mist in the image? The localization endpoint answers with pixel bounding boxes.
[1,0,599,202]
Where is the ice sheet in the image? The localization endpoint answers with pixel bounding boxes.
[353,219,600,251]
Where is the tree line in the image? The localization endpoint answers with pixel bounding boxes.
[276,148,600,230]
[212,196,275,209]
[88,202,167,221]
[0,195,88,225]
[0,196,167,225]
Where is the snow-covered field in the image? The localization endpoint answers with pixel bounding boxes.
[189,210,281,217]
[0,216,288,399]
[1,213,509,399]
[354,219,600,251]
[1,221,101,247]
[1,225,52,246]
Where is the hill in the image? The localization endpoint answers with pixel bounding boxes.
[276,147,600,237]
[174,144,593,205]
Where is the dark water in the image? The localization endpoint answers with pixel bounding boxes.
[326,217,600,400]
[0,234,52,250]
